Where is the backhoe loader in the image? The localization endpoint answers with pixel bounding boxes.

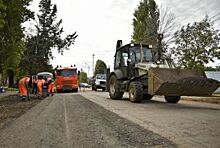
[108,40,220,103]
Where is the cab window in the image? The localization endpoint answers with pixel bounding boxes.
[57,70,76,76]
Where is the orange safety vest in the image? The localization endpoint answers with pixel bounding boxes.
[37,79,45,94]
[18,77,30,96]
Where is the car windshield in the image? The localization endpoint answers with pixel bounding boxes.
[96,74,106,79]
[57,69,76,76]
[37,73,53,80]
[130,46,153,63]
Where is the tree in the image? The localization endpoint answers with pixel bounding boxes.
[0,0,33,86]
[171,16,220,70]
[20,0,78,75]
[94,60,107,76]
[0,0,6,29]
[20,35,53,75]
[157,6,179,52]
[132,0,159,47]
[132,0,178,54]
[79,72,87,83]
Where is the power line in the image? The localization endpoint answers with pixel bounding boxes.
[213,17,220,22]
[210,12,220,19]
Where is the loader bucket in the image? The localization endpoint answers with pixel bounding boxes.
[148,68,220,96]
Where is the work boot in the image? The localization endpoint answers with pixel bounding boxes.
[38,94,42,99]
[21,96,26,102]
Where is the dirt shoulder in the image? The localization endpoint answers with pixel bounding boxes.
[181,94,220,104]
[0,92,42,129]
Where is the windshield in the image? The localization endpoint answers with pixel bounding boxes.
[37,73,53,80]
[96,74,106,79]
[57,69,77,76]
[130,46,153,63]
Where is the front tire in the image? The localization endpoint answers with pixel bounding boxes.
[129,81,143,103]
[109,75,123,99]
[165,96,180,103]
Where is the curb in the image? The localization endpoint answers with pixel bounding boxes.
[181,95,220,104]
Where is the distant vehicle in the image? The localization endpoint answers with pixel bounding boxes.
[37,72,53,92]
[92,74,106,91]
[80,83,90,88]
[55,66,79,92]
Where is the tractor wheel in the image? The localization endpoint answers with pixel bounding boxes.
[165,96,180,103]
[109,75,123,99]
[143,93,153,100]
[129,81,143,103]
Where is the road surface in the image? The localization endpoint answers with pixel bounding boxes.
[0,93,175,148]
[0,90,219,148]
[81,90,220,148]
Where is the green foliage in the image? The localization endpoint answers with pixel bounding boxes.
[0,0,33,86]
[79,72,87,83]
[20,0,78,75]
[132,1,178,55]
[171,16,220,70]
[94,59,107,76]
[132,0,159,47]
[37,0,78,58]
[0,0,6,29]
[20,35,53,74]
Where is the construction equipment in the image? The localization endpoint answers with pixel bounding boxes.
[108,40,220,103]
[55,65,79,92]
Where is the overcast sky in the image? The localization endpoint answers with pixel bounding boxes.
[27,0,220,76]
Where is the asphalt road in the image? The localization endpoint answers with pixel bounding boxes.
[0,93,176,148]
[81,90,220,148]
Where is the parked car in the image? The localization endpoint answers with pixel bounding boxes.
[37,72,53,92]
[79,83,90,88]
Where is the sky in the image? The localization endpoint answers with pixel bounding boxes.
[26,0,220,76]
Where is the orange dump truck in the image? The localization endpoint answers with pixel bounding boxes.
[56,66,79,92]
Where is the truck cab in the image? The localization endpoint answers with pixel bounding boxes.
[92,74,106,91]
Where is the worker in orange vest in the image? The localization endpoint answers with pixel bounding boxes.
[18,76,30,101]
[47,76,54,96]
[37,76,45,98]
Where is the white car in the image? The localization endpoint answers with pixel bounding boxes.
[92,74,106,91]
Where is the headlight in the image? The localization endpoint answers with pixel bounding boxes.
[95,81,100,85]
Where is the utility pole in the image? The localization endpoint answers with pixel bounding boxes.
[85,63,90,77]
[92,54,95,76]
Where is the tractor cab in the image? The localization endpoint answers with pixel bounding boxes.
[114,43,156,79]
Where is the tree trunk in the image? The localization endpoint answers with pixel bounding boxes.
[8,69,14,88]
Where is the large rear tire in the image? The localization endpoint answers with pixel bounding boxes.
[165,96,180,103]
[109,75,123,99]
[129,81,143,103]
